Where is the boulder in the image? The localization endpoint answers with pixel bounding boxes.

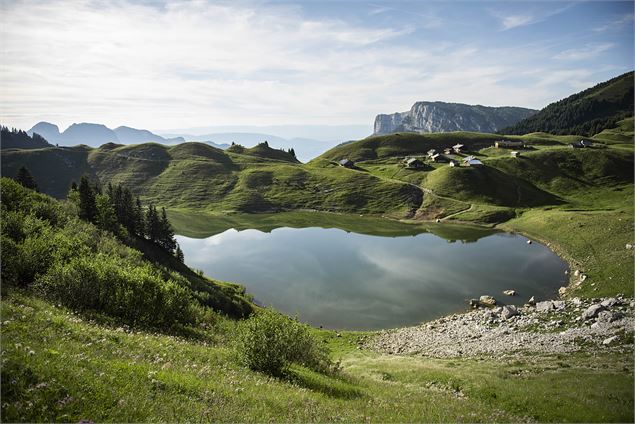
[600,298,620,308]
[553,300,566,310]
[581,304,605,320]
[503,290,516,296]
[597,310,622,323]
[626,243,633,250]
[536,301,554,312]
[526,240,532,244]
[501,305,519,320]
[573,270,580,277]
[469,299,479,308]
[527,296,536,306]
[479,295,496,306]
[602,336,618,345]
[558,287,567,297]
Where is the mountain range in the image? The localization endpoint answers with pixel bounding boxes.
[373,101,537,135]
[27,122,189,147]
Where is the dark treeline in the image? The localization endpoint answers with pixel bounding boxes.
[72,175,183,261]
[1,126,51,149]
[501,71,634,137]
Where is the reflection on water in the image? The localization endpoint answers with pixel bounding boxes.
[177,227,568,330]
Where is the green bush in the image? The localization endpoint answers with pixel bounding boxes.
[36,254,197,328]
[237,309,331,375]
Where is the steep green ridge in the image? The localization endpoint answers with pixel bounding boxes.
[1,142,421,216]
[0,178,253,320]
[1,127,52,150]
[502,71,634,136]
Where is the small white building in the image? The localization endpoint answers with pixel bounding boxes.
[452,143,464,153]
[511,151,520,158]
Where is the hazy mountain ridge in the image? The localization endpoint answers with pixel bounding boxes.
[27,122,186,147]
[374,102,537,135]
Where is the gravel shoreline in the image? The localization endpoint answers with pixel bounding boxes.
[366,296,635,358]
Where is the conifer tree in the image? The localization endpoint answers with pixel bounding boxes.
[159,207,177,253]
[146,204,160,243]
[15,166,38,191]
[78,176,98,223]
[134,196,145,238]
[175,245,185,263]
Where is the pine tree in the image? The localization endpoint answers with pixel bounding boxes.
[146,204,160,243]
[122,188,135,234]
[159,207,177,253]
[70,181,78,191]
[175,245,184,263]
[15,166,38,191]
[134,196,145,238]
[78,176,98,223]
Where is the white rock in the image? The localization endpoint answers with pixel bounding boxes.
[558,287,567,297]
[501,305,519,320]
[582,304,605,320]
[573,270,580,277]
[601,298,619,308]
[626,243,633,250]
[602,336,618,345]
[479,295,496,306]
[503,290,516,296]
[553,301,566,310]
[527,296,536,306]
[536,301,554,312]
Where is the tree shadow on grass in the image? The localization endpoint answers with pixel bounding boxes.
[283,367,365,400]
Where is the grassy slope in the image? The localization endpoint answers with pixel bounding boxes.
[311,120,634,297]
[3,292,632,423]
[1,142,422,217]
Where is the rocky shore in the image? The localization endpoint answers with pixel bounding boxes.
[367,296,634,358]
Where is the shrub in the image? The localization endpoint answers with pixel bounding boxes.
[36,254,198,328]
[237,309,331,375]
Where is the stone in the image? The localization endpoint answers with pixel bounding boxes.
[527,240,532,244]
[602,336,618,345]
[469,299,479,308]
[479,295,496,306]
[581,304,605,320]
[597,310,622,323]
[601,298,620,308]
[536,301,554,312]
[626,243,633,250]
[501,305,519,320]
[503,290,516,296]
[553,300,566,310]
[527,296,536,306]
[571,297,582,306]
[573,270,580,277]
[580,274,587,282]
[558,287,567,296]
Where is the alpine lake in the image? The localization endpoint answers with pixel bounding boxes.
[173,211,569,330]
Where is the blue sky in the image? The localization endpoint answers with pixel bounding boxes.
[0,0,632,132]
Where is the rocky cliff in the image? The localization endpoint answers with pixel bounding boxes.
[374,101,536,135]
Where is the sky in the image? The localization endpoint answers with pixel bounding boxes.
[0,0,633,133]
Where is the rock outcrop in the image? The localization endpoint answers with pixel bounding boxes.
[373,101,537,135]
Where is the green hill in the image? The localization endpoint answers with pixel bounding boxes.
[1,142,421,216]
[502,71,634,136]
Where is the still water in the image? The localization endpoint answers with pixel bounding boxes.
[177,227,568,330]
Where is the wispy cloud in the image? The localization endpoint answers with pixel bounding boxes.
[492,3,574,31]
[554,43,615,60]
[0,0,629,131]
[593,13,634,32]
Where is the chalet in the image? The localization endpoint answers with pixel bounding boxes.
[462,155,483,167]
[569,142,583,149]
[452,143,464,153]
[426,149,437,158]
[405,157,423,168]
[580,139,593,147]
[430,153,447,163]
[511,151,520,158]
[449,159,458,167]
[465,158,483,167]
[495,139,524,148]
[339,158,354,168]
[443,148,452,155]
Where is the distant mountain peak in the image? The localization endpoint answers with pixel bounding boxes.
[373,101,537,135]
